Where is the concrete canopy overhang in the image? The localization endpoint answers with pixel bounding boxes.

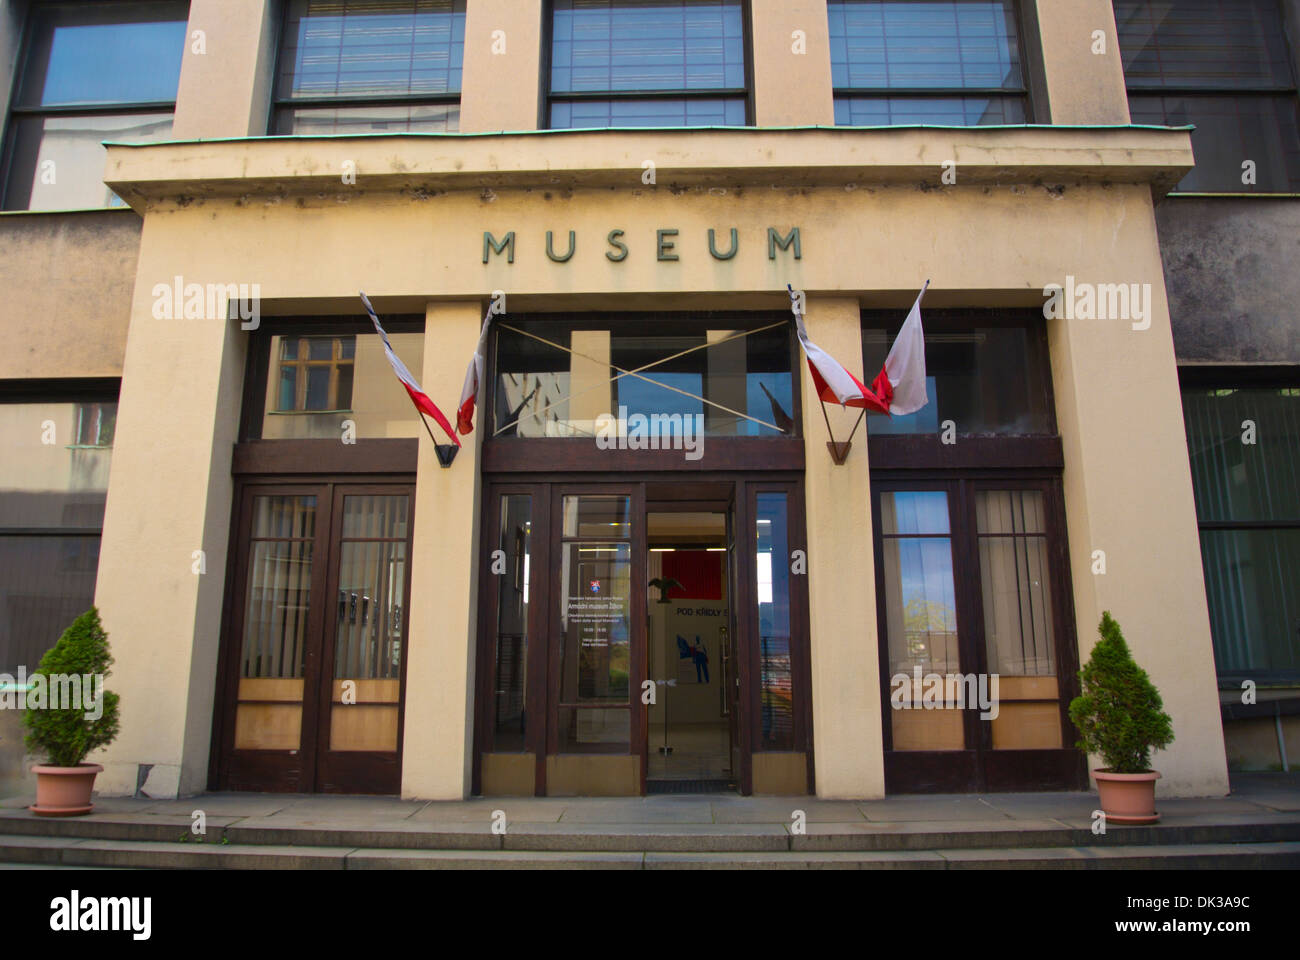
[103,125,1196,212]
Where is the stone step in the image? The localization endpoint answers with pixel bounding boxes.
[1,833,1298,870]
[2,810,1299,853]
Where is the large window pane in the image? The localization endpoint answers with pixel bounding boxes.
[1183,387,1300,523]
[328,495,408,753]
[977,490,1054,677]
[1128,93,1300,192]
[829,0,1026,127]
[829,0,1023,90]
[548,0,747,129]
[278,0,466,100]
[551,0,745,93]
[1199,528,1300,676]
[879,490,963,751]
[14,2,188,108]
[274,0,465,133]
[259,331,425,439]
[0,535,101,674]
[1114,0,1294,89]
[0,401,115,529]
[1183,384,1300,678]
[493,317,795,439]
[863,320,1053,436]
[880,492,959,676]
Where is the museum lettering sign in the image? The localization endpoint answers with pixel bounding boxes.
[482,227,802,264]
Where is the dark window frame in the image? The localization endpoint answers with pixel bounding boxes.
[268,0,467,136]
[0,0,189,210]
[541,0,755,129]
[1179,364,1300,685]
[827,0,1036,126]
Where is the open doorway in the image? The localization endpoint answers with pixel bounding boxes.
[646,510,735,793]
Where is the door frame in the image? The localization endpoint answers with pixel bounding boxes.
[209,474,416,794]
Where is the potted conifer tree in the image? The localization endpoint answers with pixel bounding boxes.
[1068,611,1174,824]
[23,608,120,817]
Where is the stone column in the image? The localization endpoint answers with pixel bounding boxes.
[400,300,484,799]
[800,295,885,798]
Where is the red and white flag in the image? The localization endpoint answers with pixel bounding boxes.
[789,282,929,416]
[360,292,460,446]
[457,308,493,435]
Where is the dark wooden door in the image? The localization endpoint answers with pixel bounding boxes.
[871,478,1085,792]
[216,481,415,793]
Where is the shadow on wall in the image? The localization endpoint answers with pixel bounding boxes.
[0,709,36,800]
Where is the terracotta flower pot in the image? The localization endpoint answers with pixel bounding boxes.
[1093,769,1160,824]
[29,763,103,817]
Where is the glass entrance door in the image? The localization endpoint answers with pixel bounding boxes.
[216,482,414,793]
[475,478,812,797]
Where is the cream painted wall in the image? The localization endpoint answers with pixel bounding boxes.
[172,0,277,139]
[459,0,543,133]
[751,0,835,127]
[1031,0,1131,124]
[1047,191,1228,797]
[91,214,247,798]
[400,300,483,800]
[802,296,884,799]
[0,210,139,380]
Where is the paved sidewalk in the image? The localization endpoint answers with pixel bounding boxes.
[3,772,1295,837]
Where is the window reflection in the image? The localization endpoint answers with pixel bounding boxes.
[493,318,794,439]
[259,331,424,440]
[863,321,1052,436]
[756,493,793,750]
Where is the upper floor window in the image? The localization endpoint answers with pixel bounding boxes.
[547,0,749,129]
[2,1,188,211]
[273,0,466,135]
[829,0,1028,126]
[1115,0,1300,192]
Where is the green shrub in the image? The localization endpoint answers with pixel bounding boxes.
[1068,611,1173,773]
[22,607,120,767]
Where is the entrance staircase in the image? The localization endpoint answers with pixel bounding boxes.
[2,786,1299,869]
